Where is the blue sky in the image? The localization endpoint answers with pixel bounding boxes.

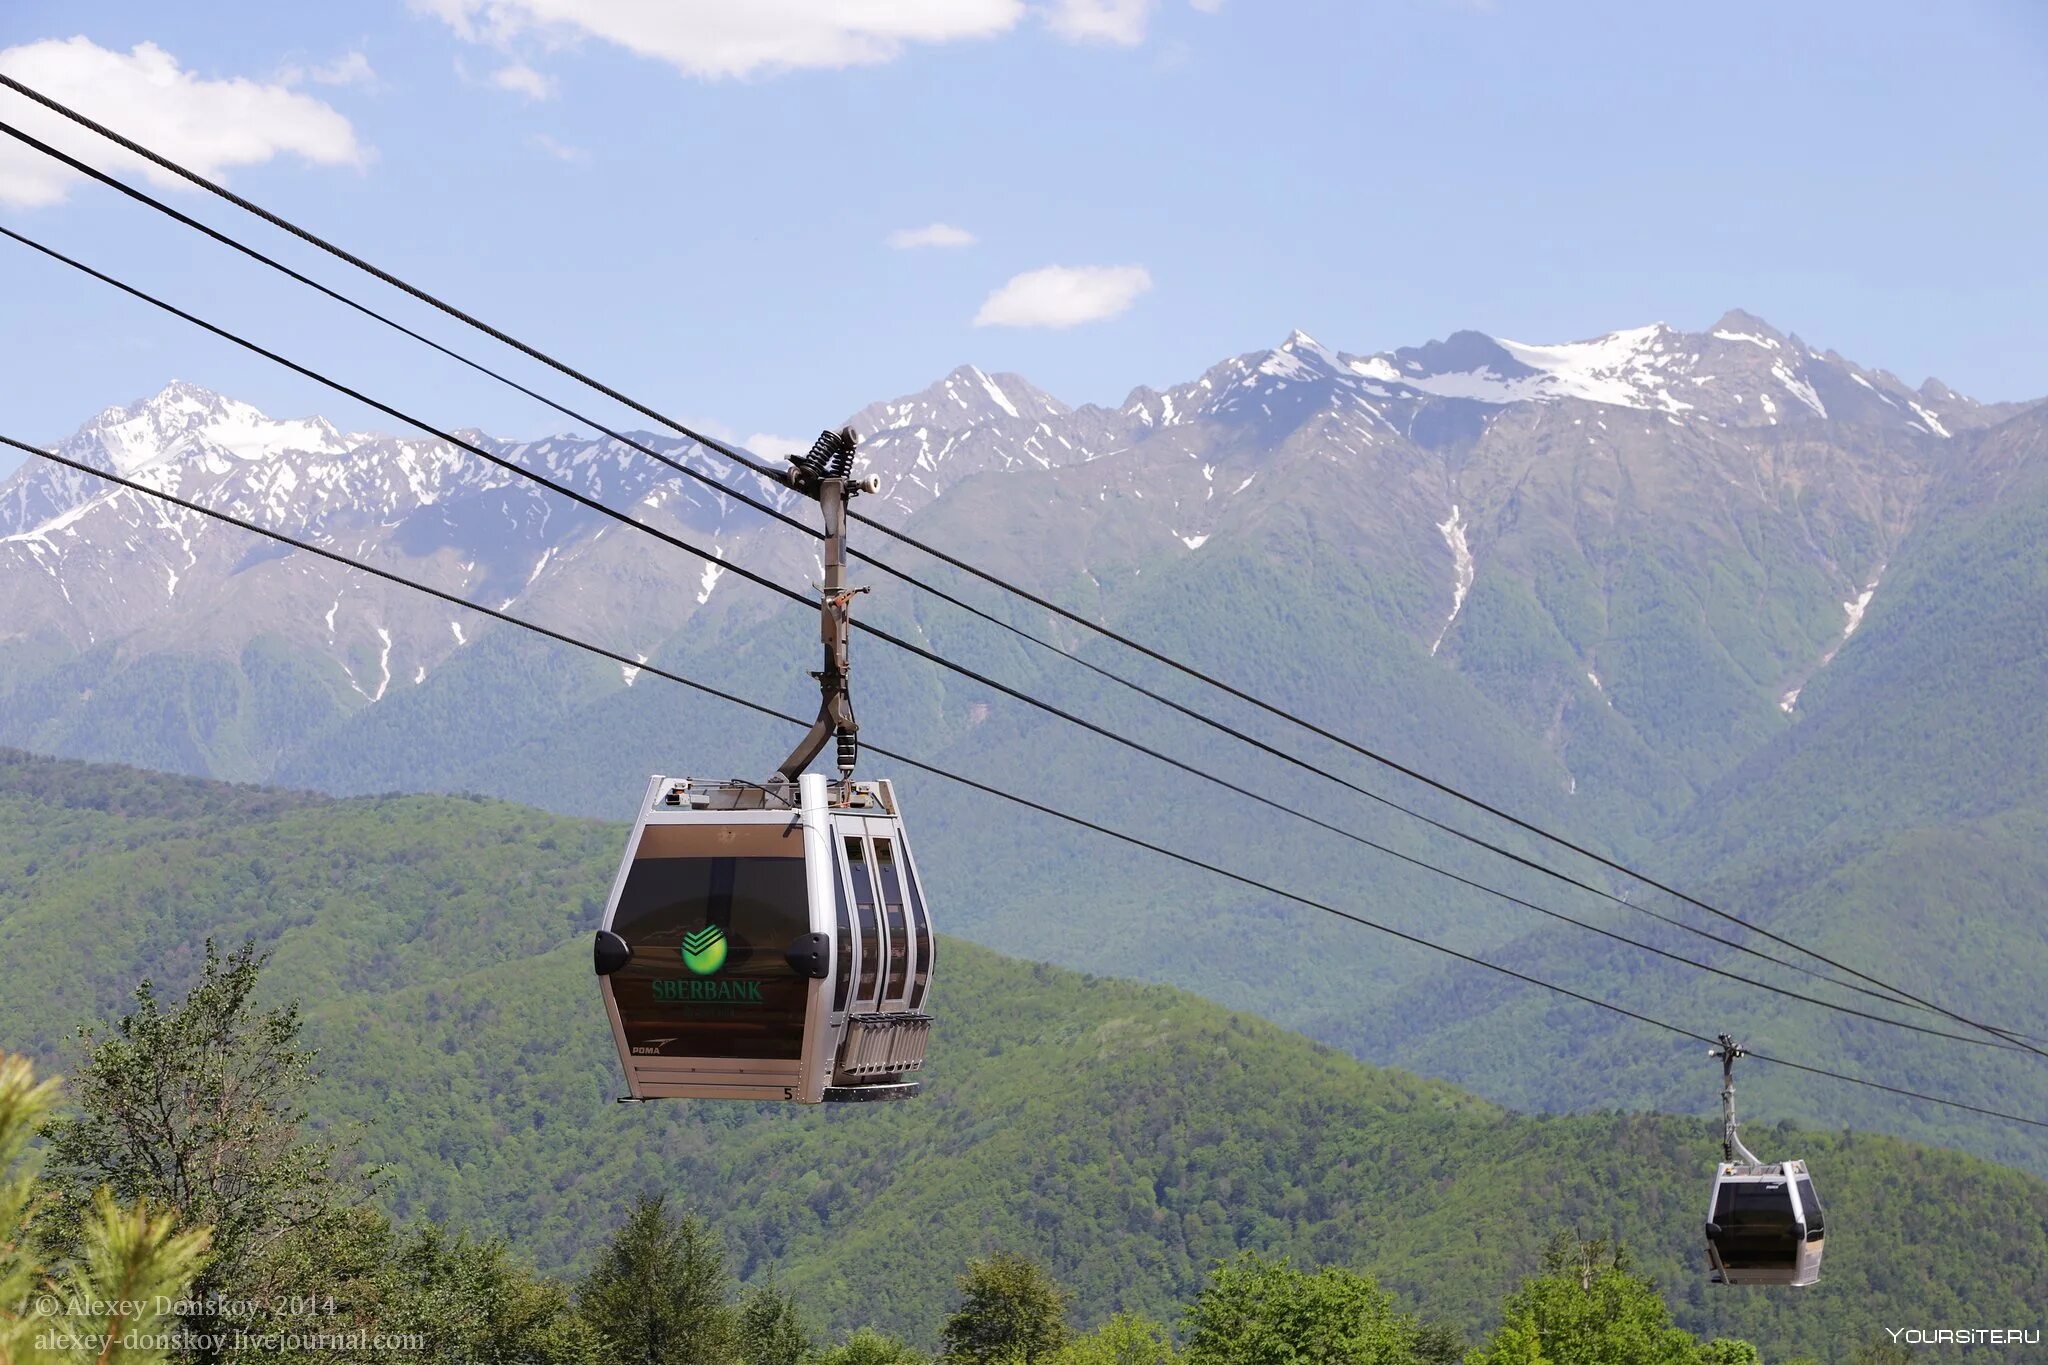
[1,0,2045,478]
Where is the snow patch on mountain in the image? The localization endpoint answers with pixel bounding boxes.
[1780,565,1887,713]
[1771,362,1827,418]
[972,367,1021,419]
[1908,400,1951,438]
[1841,569,1883,640]
[1431,505,1476,656]
[1497,325,1696,413]
[1,488,116,547]
[1351,325,1698,416]
[696,548,726,605]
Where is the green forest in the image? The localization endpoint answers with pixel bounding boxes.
[0,750,2044,1361]
[0,942,2008,1365]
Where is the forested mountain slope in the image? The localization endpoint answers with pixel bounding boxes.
[1339,397,2048,1167]
[2,311,2043,1184]
[0,750,2043,1361]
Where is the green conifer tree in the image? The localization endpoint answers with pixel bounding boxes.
[821,1327,930,1365]
[576,1193,738,1365]
[739,1274,813,1365]
[1,1053,212,1365]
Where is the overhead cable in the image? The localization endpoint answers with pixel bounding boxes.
[7,431,2046,1133]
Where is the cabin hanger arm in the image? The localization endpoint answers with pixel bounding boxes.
[770,428,879,786]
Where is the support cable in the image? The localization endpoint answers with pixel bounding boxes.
[0,74,2033,1052]
[6,430,2047,1134]
[0,114,1964,1024]
[5,218,2042,1061]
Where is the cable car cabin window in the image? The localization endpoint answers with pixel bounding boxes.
[1711,1181,1801,1269]
[874,838,910,1004]
[609,821,810,1061]
[1795,1178,1824,1239]
[905,854,933,1011]
[1715,1181,1795,1229]
[831,839,854,1014]
[845,836,882,1006]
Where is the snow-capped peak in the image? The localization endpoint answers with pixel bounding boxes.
[1264,328,1346,377]
[1493,322,1695,413]
[1346,324,1696,415]
[75,382,350,475]
[1706,308,1786,352]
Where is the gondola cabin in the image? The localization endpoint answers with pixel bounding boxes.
[1704,1158,1825,1286]
[593,772,935,1103]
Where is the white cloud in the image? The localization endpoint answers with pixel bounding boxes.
[974,264,1152,329]
[309,51,377,86]
[490,61,555,98]
[743,433,807,461]
[1046,0,1157,45]
[279,51,378,88]
[414,0,1029,79]
[888,222,977,250]
[1187,0,1224,11]
[0,38,366,209]
[530,133,586,162]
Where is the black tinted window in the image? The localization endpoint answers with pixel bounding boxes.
[875,838,909,1003]
[1714,1181,1796,1230]
[905,849,933,1011]
[610,852,809,1061]
[846,836,881,1006]
[1795,1178,1824,1234]
[831,842,853,1013]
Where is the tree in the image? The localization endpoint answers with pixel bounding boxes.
[941,1253,1072,1363]
[739,1275,813,1365]
[1698,1342,1761,1365]
[1469,1321,1545,1365]
[1,1052,212,1365]
[1050,1313,1179,1364]
[576,1193,738,1365]
[821,1327,930,1365]
[1467,1233,1700,1365]
[39,941,362,1360]
[239,1211,606,1364]
[1181,1252,1425,1365]
[1411,1320,1467,1365]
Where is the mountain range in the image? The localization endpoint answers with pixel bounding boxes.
[1,309,2043,1176]
[5,308,2023,731]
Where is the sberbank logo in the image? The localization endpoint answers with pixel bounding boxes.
[653,978,763,1004]
[680,925,728,976]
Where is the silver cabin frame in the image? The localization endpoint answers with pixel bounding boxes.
[1704,1158,1825,1287]
[822,778,935,1086]
[598,772,933,1104]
